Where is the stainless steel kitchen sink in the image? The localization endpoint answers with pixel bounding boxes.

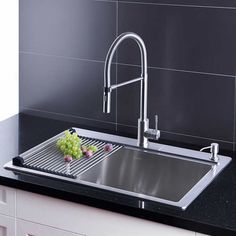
[4,127,231,210]
[78,147,212,203]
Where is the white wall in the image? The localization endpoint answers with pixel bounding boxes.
[0,0,19,121]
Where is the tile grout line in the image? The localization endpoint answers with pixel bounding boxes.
[65,0,236,10]
[21,106,118,126]
[118,1,236,10]
[117,123,234,144]
[115,0,119,132]
[117,62,236,78]
[19,51,235,79]
[20,107,234,145]
[233,76,236,152]
[19,51,105,64]
[160,130,234,144]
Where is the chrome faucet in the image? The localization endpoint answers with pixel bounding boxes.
[103,32,160,148]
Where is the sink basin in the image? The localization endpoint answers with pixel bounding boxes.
[4,128,231,210]
[78,147,212,204]
[77,145,230,209]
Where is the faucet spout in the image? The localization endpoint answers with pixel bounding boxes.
[103,32,160,148]
[103,88,111,113]
[103,32,147,118]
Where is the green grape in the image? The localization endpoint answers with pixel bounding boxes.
[60,145,66,152]
[87,145,98,152]
[73,151,78,157]
[62,140,66,145]
[78,150,83,157]
[71,140,76,145]
[56,131,82,159]
[56,139,61,147]
[65,130,70,135]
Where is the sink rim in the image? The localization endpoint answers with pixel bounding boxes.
[4,127,232,210]
[77,145,228,210]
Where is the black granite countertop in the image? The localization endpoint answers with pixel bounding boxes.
[1,113,236,236]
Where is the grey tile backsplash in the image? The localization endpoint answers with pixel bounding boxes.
[117,64,235,141]
[118,3,236,75]
[19,0,236,152]
[20,53,117,123]
[20,0,116,61]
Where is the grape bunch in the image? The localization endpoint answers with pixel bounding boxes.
[56,130,83,159]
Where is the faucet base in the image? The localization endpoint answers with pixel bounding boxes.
[137,118,149,148]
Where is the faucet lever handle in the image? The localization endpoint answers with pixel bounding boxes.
[155,115,158,132]
[143,115,160,141]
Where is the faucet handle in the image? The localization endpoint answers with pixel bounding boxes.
[155,115,158,132]
[144,115,160,141]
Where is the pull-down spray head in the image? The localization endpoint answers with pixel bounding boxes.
[103,87,111,113]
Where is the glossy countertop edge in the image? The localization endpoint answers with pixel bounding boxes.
[0,113,235,236]
[1,174,232,236]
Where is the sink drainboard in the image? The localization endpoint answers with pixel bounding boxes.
[13,132,122,179]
